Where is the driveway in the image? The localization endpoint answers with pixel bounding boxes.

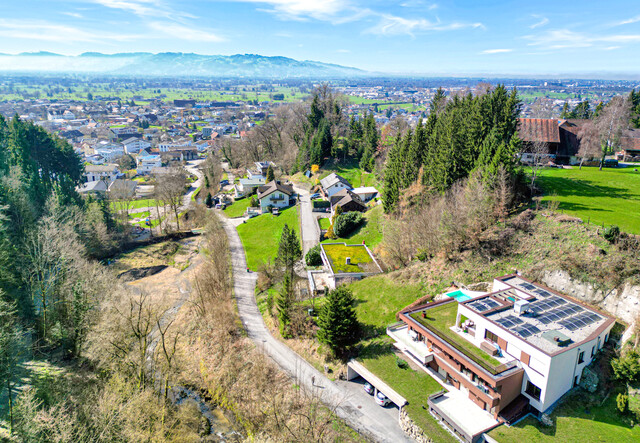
[217,213,413,443]
[293,185,319,255]
[182,159,204,209]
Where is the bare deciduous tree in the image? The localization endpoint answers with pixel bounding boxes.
[155,168,187,231]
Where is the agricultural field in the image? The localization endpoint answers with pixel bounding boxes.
[535,166,640,234]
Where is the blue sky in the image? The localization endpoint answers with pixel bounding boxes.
[2,0,640,75]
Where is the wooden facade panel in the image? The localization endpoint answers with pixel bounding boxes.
[521,351,530,366]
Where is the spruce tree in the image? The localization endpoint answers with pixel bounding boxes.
[266,165,275,182]
[276,224,302,277]
[276,273,293,338]
[317,286,360,356]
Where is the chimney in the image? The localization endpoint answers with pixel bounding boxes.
[346,257,351,265]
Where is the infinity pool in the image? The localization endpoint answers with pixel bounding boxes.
[446,290,471,302]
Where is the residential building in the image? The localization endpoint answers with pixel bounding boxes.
[247,161,274,180]
[108,179,137,199]
[94,143,124,162]
[136,154,162,174]
[257,180,294,211]
[122,137,152,155]
[77,180,108,195]
[329,188,366,214]
[319,243,383,289]
[158,139,192,152]
[390,274,614,442]
[235,177,266,197]
[84,164,120,183]
[320,173,352,197]
[351,186,378,202]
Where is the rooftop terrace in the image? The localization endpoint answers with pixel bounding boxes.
[408,301,516,376]
[321,243,381,274]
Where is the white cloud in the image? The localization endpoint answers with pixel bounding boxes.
[481,48,513,54]
[0,19,138,43]
[530,16,549,29]
[148,22,225,42]
[233,0,347,21]
[603,46,620,50]
[615,14,640,26]
[525,29,640,49]
[94,0,195,19]
[63,12,84,19]
[365,14,483,36]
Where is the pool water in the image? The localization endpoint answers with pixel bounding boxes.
[447,290,471,302]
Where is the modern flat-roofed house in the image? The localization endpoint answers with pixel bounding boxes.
[136,154,162,174]
[122,137,152,155]
[351,186,378,202]
[234,177,266,198]
[319,243,383,289]
[257,180,294,211]
[390,274,614,442]
[85,164,120,183]
[320,173,352,198]
[247,161,274,180]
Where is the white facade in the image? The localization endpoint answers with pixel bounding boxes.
[158,140,192,152]
[325,181,351,198]
[123,139,151,154]
[457,278,614,413]
[259,190,290,211]
[136,155,162,174]
[95,145,124,162]
[85,165,119,183]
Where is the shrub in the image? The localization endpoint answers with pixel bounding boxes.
[250,196,259,207]
[333,211,364,238]
[611,351,640,383]
[312,200,330,209]
[604,225,621,243]
[617,393,629,413]
[305,244,322,266]
[395,357,409,369]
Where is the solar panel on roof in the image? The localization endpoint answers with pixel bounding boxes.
[496,315,524,329]
[535,288,552,297]
[530,296,566,312]
[470,298,500,312]
[520,283,536,290]
[513,323,541,338]
[559,311,602,331]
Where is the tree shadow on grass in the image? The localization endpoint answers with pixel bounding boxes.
[357,337,395,360]
[538,176,634,200]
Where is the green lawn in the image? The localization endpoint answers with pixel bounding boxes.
[358,349,456,443]
[535,166,640,234]
[223,197,253,218]
[488,389,640,443]
[321,162,380,189]
[318,217,331,230]
[410,302,505,373]
[322,243,374,273]
[236,206,300,271]
[322,205,384,247]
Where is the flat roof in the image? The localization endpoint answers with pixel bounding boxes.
[320,243,381,274]
[461,276,614,355]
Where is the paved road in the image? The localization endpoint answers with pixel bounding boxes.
[293,185,319,255]
[182,159,205,208]
[217,213,413,443]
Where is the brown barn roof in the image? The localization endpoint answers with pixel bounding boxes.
[518,118,560,144]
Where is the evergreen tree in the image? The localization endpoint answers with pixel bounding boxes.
[276,273,293,338]
[266,165,275,182]
[317,286,360,356]
[308,94,324,129]
[205,192,213,208]
[630,89,640,128]
[276,224,301,277]
[560,102,570,119]
[0,298,26,435]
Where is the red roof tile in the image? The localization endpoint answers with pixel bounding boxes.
[518,118,560,144]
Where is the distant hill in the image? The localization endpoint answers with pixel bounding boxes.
[0,52,367,78]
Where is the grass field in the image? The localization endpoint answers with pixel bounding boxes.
[322,205,384,247]
[488,389,640,443]
[535,166,640,234]
[223,197,252,218]
[236,206,299,271]
[318,217,330,230]
[321,162,380,189]
[322,243,373,273]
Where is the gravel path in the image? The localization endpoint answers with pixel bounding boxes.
[217,212,413,443]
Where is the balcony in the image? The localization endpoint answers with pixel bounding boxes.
[406,301,518,376]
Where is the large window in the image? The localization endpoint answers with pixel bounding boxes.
[525,380,542,401]
[578,351,585,364]
[485,329,499,343]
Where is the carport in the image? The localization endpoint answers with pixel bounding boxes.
[347,360,407,408]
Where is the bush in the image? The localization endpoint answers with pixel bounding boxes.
[305,244,322,266]
[395,356,409,369]
[617,393,629,413]
[333,211,364,238]
[250,196,259,207]
[604,225,621,243]
[611,351,640,383]
[312,200,330,209]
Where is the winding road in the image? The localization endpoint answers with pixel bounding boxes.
[217,213,413,443]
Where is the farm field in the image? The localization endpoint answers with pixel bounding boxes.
[535,166,640,234]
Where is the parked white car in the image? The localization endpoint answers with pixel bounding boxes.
[375,391,391,407]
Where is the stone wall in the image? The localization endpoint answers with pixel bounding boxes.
[399,407,435,443]
[542,269,640,325]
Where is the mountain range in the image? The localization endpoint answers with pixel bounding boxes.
[0,52,367,78]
